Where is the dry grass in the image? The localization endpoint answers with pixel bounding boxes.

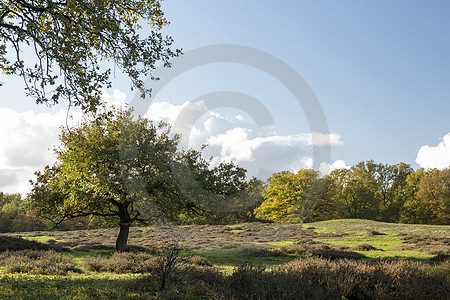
[84,251,212,274]
[0,220,448,262]
[1,223,343,252]
[216,258,450,299]
[352,243,382,251]
[0,235,52,251]
[0,249,81,275]
[393,234,450,255]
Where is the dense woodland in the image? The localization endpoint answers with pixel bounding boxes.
[1,162,448,233]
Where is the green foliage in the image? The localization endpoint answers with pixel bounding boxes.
[0,249,81,275]
[28,108,252,250]
[328,161,382,220]
[0,192,48,232]
[308,161,448,225]
[0,0,180,112]
[400,168,450,224]
[253,161,424,224]
[254,170,324,223]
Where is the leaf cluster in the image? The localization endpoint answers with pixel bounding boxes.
[0,0,180,112]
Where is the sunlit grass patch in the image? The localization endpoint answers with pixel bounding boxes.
[0,273,143,299]
[267,241,294,247]
[21,235,65,244]
[356,250,434,260]
[196,248,299,272]
[315,234,405,250]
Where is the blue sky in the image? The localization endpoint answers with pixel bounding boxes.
[0,0,449,194]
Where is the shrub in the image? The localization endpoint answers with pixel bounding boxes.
[240,247,286,257]
[84,251,212,274]
[0,249,81,275]
[219,258,450,299]
[85,252,159,273]
[352,243,382,251]
[0,235,50,251]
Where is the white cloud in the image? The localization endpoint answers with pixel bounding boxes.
[100,89,127,109]
[145,101,344,179]
[145,101,189,124]
[301,157,314,169]
[319,159,349,174]
[0,108,75,169]
[0,89,125,195]
[416,133,450,169]
[0,169,19,188]
[308,132,343,147]
[0,93,345,195]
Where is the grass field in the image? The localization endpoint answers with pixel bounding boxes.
[0,219,448,299]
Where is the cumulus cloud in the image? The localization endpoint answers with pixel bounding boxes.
[0,91,345,194]
[100,89,127,108]
[0,169,19,188]
[145,101,343,178]
[319,159,349,174]
[0,108,77,169]
[416,133,450,169]
[0,89,124,195]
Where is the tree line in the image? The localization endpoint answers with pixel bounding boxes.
[255,163,449,225]
[0,108,448,250]
[1,161,447,237]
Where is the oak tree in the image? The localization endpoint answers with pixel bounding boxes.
[0,0,180,112]
[28,108,250,250]
[254,170,324,223]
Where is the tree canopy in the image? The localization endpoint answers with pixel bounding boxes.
[254,170,325,223]
[253,161,449,225]
[0,0,180,112]
[28,108,253,250]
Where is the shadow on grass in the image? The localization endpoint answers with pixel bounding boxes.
[0,274,148,299]
[196,248,299,270]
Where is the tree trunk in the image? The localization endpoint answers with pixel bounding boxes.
[116,222,130,251]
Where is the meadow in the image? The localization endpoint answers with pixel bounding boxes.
[0,219,448,299]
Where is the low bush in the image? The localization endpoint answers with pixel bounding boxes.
[352,243,382,251]
[220,258,450,300]
[1,250,449,299]
[0,249,81,275]
[84,252,212,274]
[240,247,286,257]
[85,252,159,273]
[367,230,387,236]
[0,235,50,251]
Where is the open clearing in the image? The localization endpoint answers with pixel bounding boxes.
[0,219,448,299]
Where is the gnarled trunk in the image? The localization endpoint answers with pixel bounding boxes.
[116,222,130,251]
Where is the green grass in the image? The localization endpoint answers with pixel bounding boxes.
[0,219,448,298]
[307,219,449,236]
[19,235,65,244]
[196,248,299,273]
[267,241,294,247]
[297,219,449,260]
[0,273,143,299]
[354,250,433,260]
[71,249,114,266]
[315,232,404,250]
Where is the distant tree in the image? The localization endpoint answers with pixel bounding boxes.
[401,168,449,225]
[399,168,430,224]
[0,0,180,112]
[327,161,381,220]
[375,162,413,222]
[254,170,324,224]
[28,108,250,250]
[0,192,47,232]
